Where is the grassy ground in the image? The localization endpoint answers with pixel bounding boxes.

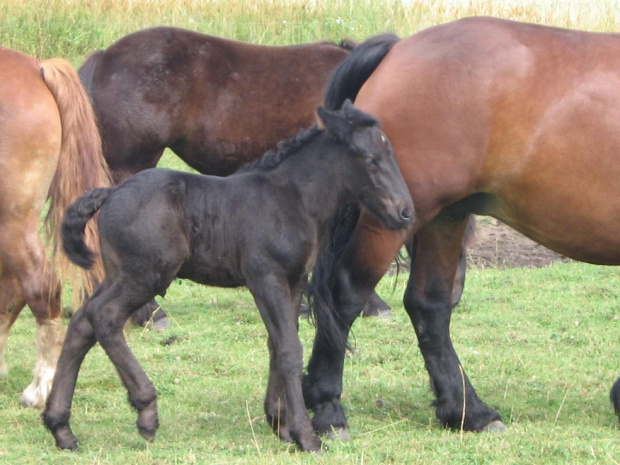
[0,263,618,464]
[1,0,619,463]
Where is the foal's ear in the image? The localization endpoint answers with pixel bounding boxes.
[316,105,354,145]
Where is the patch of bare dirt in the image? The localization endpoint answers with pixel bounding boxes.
[467,217,571,269]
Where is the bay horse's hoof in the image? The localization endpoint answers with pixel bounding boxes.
[482,420,506,432]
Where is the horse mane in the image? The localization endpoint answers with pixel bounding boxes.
[238,125,322,172]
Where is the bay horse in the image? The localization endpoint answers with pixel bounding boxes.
[78,26,392,325]
[42,101,414,452]
[0,47,110,408]
[303,17,620,438]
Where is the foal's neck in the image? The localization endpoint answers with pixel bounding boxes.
[264,136,352,224]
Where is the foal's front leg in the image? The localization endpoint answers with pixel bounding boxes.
[263,277,307,443]
[249,274,321,452]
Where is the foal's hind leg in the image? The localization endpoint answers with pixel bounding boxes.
[43,300,99,450]
[88,280,163,442]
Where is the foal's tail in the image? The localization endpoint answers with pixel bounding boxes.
[39,58,112,305]
[324,33,400,111]
[61,187,113,270]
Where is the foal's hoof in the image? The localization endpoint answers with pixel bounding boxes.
[324,426,351,441]
[138,425,157,442]
[482,420,506,433]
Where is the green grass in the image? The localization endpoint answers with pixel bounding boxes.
[0,263,618,464]
[1,0,620,462]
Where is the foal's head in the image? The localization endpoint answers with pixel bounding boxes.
[317,100,414,230]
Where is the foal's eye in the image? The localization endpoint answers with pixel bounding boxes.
[380,134,388,145]
[364,155,376,166]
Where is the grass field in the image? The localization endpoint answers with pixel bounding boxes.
[0,0,619,463]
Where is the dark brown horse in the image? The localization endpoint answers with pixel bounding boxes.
[43,101,414,451]
[79,26,393,325]
[303,17,620,438]
[0,47,111,408]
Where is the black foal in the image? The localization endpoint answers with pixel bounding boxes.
[42,101,413,452]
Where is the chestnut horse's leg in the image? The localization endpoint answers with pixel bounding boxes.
[43,301,98,450]
[0,216,65,408]
[404,214,503,432]
[304,213,409,438]
[263,277,307,443]
[249,273,321,452]
[0,274,26,376]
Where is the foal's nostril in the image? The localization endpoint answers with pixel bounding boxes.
[400,207,413,222]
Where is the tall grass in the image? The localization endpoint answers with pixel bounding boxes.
[2,0,620,65]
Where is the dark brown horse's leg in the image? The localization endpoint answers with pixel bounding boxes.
[43,303,98,450]
[250,274,322,452]
[130,299,169,329]
[304,214,408,438]
[405,215,503,431]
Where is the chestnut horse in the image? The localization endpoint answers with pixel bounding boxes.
[303,17,620,438]
[78,26,392,325]
[0,47,111,407]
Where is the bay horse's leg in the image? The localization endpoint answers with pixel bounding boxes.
[0,274,27,376]
[612,378,620,421]
[263,277,307,443]
[405,215,503,431]
[304,213,409,438]
[42,299,98,450]
[249,274,321,452]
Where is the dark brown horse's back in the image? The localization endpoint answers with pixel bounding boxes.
[81,27,350,182]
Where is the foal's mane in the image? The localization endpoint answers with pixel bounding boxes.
[238,125,322,172]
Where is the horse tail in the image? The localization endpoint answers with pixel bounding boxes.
[324,33,400,111]
[39,58,112,307]
[77,50,103,96]
[61,187,113,270]
[306,201,362,352]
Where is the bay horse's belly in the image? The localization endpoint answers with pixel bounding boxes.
[483,74,620,264]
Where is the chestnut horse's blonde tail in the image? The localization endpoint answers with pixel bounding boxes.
[39,58,112,309]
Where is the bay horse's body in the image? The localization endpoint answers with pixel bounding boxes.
[303,17,620,437]
[42,102,414,451]
[0,47,110,407]
[79,26,391,324]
